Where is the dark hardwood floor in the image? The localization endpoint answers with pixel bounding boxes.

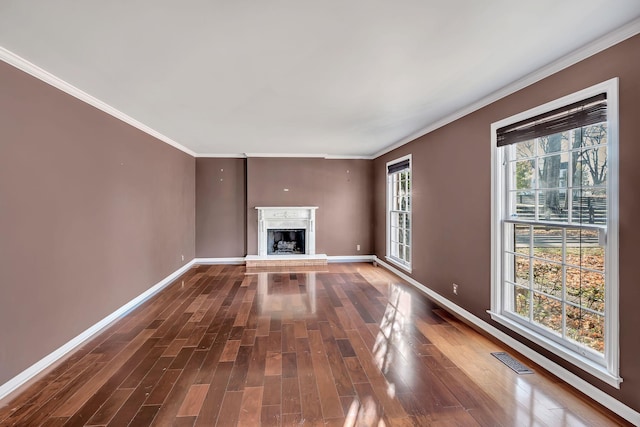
[0,263,630,426]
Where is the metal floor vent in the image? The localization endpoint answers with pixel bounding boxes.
[491,352,534,374]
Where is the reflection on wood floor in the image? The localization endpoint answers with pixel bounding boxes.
[0,263,629,426]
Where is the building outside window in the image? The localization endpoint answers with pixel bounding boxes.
[387,155,412,272]
[491,79,620,387]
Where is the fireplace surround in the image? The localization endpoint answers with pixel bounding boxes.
[256,206,317,256]
[246,206,327,267]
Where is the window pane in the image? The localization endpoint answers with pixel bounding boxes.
[532,259,562,298]
[514,160,535,190]
[584,188,607,225]
[533,293,562,334]
[565,304,582,342]
[538,189,568,222]
[515,140,536,160]
[538,133,568,154]
[391,212,399,228]
[583,245,605,272]
[513,192,535,220]
[405,246,411,263]
[513,285,530,318]
[571,190,588,224]
[538,154,564,190]
[514,224,530,255]
[571,189,607,225]
[582,312,605,353]
[390,226,399,244]
[577,124,607,148]
[572,150,588,187]
[582,271,605,313]
[533,226,562,261]
[574,147,607,187]
[566,229,604,271]
[566,267,583,306]
[566,305,604,354]
[515,256,530,286]
[398,245,404,260]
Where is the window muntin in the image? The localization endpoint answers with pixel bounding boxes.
[387,156,411,270]
[491,79,619,387]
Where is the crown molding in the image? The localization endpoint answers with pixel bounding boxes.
[194,153,375,160]
[0,47,197,157]
[243,153,375,159]
[372,17,640,159]
[324,154,375,160]
[195,153,247,158]
[244,153,328,158]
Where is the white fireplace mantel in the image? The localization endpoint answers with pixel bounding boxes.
[255,206,318,257]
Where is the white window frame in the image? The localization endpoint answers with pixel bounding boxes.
[490,78,621,388]
[386,154,412,272]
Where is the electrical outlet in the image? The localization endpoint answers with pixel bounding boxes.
[181,254,184,261]
[453,283,458,295]
[356,244,361,251]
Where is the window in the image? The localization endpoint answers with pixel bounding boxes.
[386,155,412,271]
[490,79,620,387]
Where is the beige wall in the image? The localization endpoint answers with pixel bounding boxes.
[196,158,246,258]
[0,61,196,385]
[246,158,373,256]
[373,34,640,412]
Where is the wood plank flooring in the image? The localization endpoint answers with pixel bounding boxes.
[0,263,630,426]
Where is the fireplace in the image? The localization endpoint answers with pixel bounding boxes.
[247,207,326,267]
[268,229,305,255]
[254,206,318,257]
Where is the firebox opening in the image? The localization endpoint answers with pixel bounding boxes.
[267,229,306,255]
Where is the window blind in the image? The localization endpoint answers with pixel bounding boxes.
[387,159,410,174]
[496,93,607,147]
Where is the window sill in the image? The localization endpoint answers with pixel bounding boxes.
[488,311,622,389]
[385,256,412,274]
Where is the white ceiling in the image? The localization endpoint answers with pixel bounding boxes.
[1,1,640,158]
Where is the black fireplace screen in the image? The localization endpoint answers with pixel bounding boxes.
[267,229,305,255]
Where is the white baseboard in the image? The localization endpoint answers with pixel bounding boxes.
[194,257,246,265]
[195,256,376,264]
[373,256,640,426]
[327,255,375,263]
[0,259,197,402]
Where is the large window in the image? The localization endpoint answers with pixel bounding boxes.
[386,155,411,271]
[491,79,620,387]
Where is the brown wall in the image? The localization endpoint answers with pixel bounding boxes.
[196,158,246,258]
[246,158,373,256]
[0,62,196,385]
[373,34,640,411]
